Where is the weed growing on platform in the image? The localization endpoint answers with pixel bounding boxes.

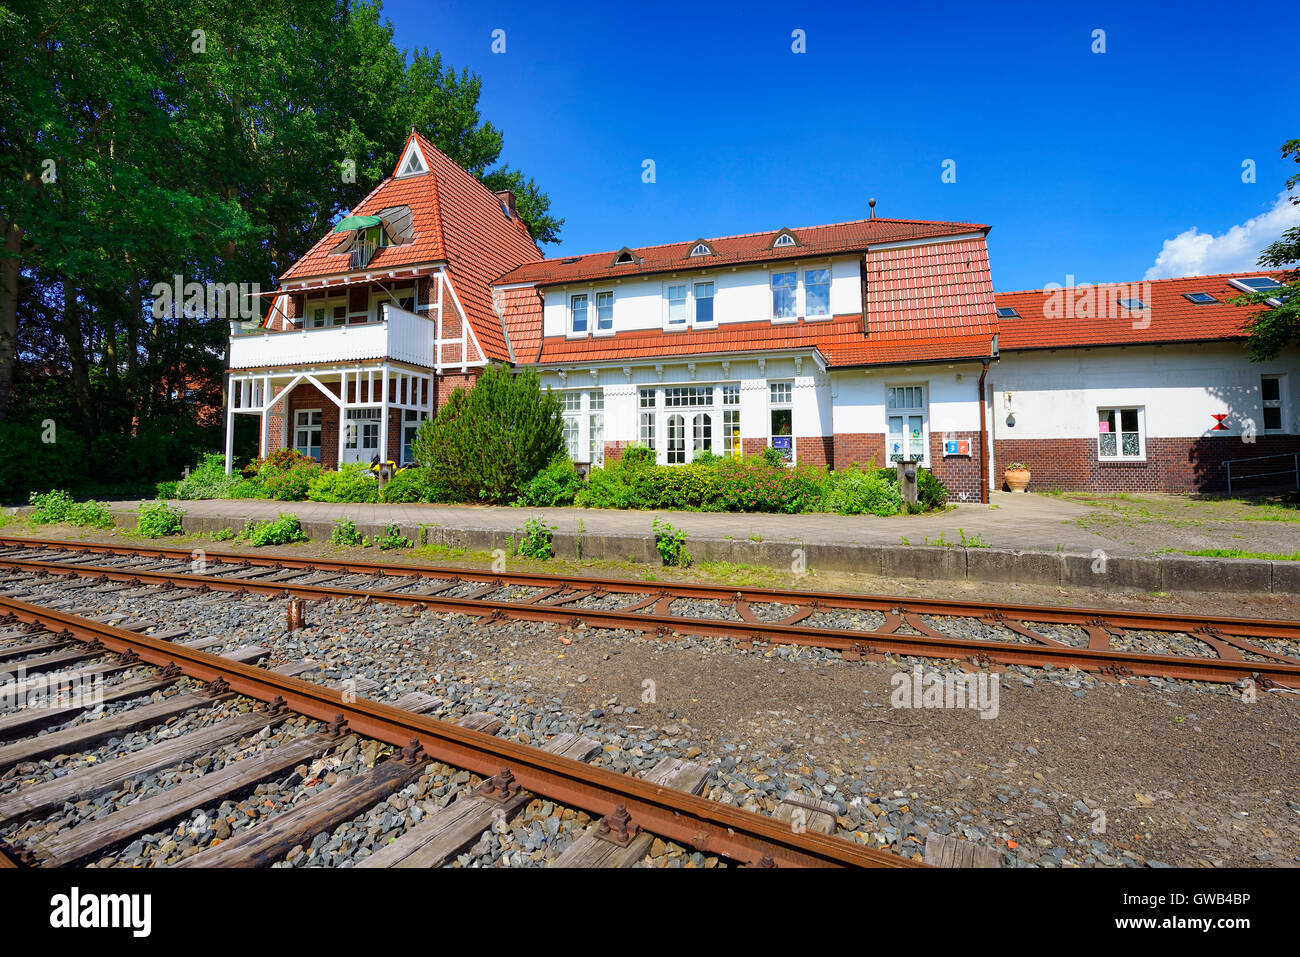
[370,523,412,550]
[516,516,555,560]
[653,518,691,567]
[331,519,363,547]
[28,490,115,528]
[212,526,235,541]
[959,528,988,548]
[245,513,308,547]
[136,500,185,537]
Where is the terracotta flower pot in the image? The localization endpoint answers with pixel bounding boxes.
[1004,468,1031,492]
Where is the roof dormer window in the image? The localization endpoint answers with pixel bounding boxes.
[770,229,800,249]
[613,247,638,266]
[688,240,716,258]
[396,138,428,177]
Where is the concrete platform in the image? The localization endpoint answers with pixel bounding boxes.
[10,491,1300,594]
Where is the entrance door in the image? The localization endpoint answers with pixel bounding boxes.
[341,408,381,464]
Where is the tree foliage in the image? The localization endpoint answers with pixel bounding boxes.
[1241,139,1300,361]
[412,365,563,504]
[0,0,561,482]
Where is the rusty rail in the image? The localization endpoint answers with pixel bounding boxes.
[0,595,915,868]
[2,542,1298,687]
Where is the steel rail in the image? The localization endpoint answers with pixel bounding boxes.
[0,595,915,869]
[4,533,1300,640]
[4,554,1298,687]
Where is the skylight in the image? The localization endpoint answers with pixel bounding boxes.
[996,306,1019,318]
[1183,292,1217,304]
[1228,276,1283,293]
[560,257,581,265]
[1118,297,1146,310]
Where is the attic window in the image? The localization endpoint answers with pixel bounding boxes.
[561,257,581,265]
[688,241,715,257]
[1118,297,1146,310]
[612,248,638,266]
[398,145,427,177]
[771,231,799,249]
[1183,292,1217,304]
[996,306,1019,318]
[1229,276,1283,294]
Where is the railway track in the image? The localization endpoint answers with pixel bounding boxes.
[1,535,1298,688]
[0,593,912,869]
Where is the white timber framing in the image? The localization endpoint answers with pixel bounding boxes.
[224,363,433,474]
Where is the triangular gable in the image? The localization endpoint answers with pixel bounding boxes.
[395,134,429,178]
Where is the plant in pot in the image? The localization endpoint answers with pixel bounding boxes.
[1004,462,1031,492]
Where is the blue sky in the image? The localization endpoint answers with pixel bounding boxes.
[381,0,1299,291]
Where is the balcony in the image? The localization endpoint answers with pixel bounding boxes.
[349,239,377,270]
[229,303,435,370]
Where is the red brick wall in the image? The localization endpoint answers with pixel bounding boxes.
[604,440,631,465]
[285,382,340,467]
[796,435,834,467]
[994,435,1300,492]
[742,438,768,457]
[833,433,886,470]
[436,371,480,411]
[929,430,983,502]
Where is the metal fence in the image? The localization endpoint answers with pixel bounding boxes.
[1225,451,1300,496]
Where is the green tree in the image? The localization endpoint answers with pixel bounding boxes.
[1240,139,1300,361]
[412,365,563,504]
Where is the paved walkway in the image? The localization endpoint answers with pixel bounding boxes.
[108,491,1125,552]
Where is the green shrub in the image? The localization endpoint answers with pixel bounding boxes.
[245,513,308,546]
[412,365,563,504]
[652,518,691,567]
[331,519,363,546]
[28,489,75,524]
[380,467,446,503]
[370,523,412,550]
[917,468,949,511]
[136,500,185,537]
[619,445,656,469]
[155,480,179,499]
[516,516,555,560]
[228,478,268,499]
[213,526,236,541]
[307,464,379,503]
[760,446,785,468]
[175,452,243,500]
[516,456,583,507]
[822,466,904,516]
[67,499,115,528]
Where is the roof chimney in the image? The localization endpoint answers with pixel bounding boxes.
[495,189,517,220]
[868,197,876,219]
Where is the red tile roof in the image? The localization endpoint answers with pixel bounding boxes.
[497,218,987,286]
[865,237,997,339]
[534,316,995,368]
[523,235,999,368]
[495,284,545,362]
[279,131,542,361]
[995,271,1283,351]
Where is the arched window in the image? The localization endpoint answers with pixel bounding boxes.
[692,412,713,458]
[666,414,686,464]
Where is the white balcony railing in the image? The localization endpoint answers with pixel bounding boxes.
[228,303,434,370]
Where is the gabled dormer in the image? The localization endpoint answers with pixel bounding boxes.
[769,228,801,250]
[612,247,640,266]
[686,239,716,258]
[395,135,429,178]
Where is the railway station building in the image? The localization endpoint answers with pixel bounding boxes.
[226,130,1297,500]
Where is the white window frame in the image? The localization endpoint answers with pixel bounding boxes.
[803,265,832,320]
[569,293,589,336]
[344,407,381,454]
[1261,374,1287,434]
[595,290,614,335]
[642,383,741,465]
[692,281,715,325]
[561,389,605,466]
[294,409,322,461]
[664,282,689,329]
[306,296,348,328]
[768,380,795,465]
[771,270,798,323]
[401,409,428,465]
[886,384,929,467]
[639,388,657,451]
[1096,406,1145,462]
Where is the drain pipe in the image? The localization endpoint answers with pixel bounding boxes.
[978,357,991,504]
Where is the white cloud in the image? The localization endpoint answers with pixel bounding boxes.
[1144,190,1300,280]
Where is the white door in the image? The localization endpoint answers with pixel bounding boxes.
[341,408,381,464]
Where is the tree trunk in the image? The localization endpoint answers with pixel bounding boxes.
[60,283,96,438]
[0,217,21,424]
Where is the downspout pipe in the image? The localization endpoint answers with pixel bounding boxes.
[978,357,991,504]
